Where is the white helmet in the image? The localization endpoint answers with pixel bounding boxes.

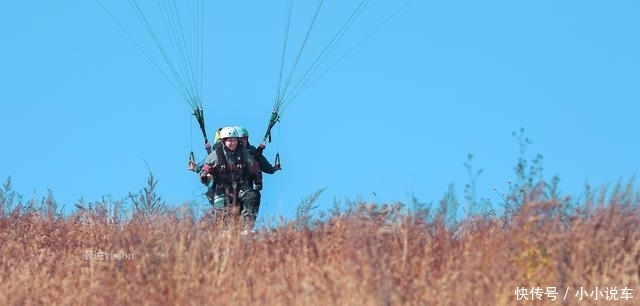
[234,126,249,138]
[219,126,239,139]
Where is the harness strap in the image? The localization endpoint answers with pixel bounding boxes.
[215,143,248,209]
[215,144,227,172]
[274,153,281,167]
[223,183,239,208]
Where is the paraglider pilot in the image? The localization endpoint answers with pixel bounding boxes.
[233,126,281,190]
[198,126,262,228]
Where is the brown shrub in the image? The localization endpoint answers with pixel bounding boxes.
[0,196,638,305]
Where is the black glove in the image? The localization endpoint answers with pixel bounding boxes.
[199,170,211,185]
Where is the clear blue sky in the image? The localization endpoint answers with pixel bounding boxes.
[1,1,638,222]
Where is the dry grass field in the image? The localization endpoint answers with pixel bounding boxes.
[1,181,638,305]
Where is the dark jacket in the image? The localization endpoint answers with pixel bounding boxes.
[201,142,259,192]
[247,144,278,174]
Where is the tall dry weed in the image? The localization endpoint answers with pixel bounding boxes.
[1,182,639,305]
